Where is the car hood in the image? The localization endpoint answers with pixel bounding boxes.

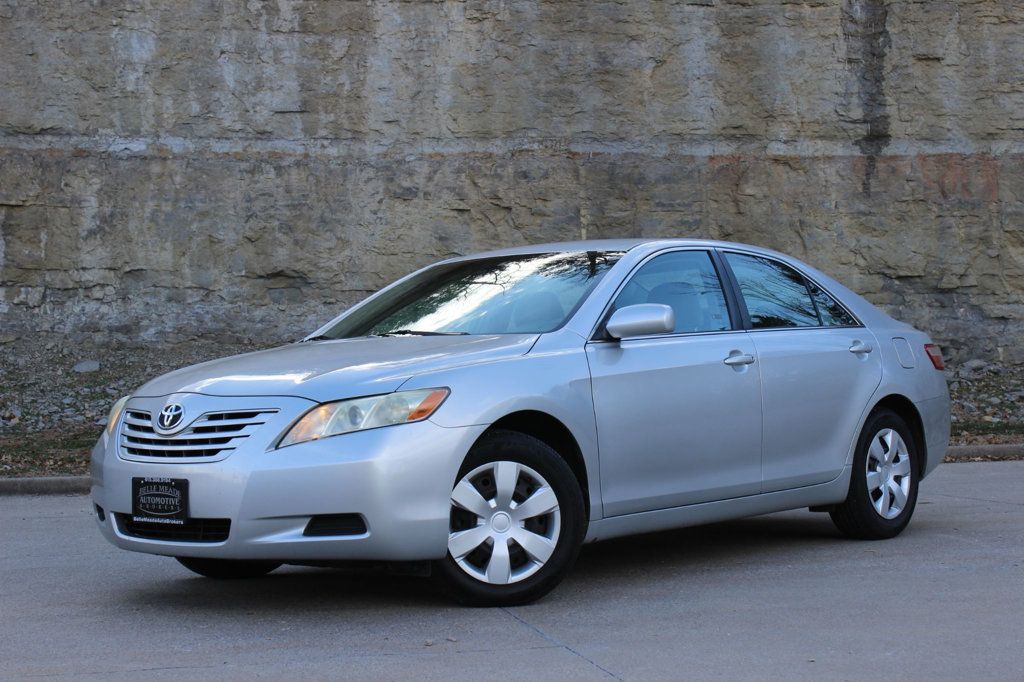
[134,334,539,402]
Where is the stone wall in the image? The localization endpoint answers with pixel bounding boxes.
[1,0,1022,362]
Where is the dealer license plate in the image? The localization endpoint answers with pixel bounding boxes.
[131,477,189,525]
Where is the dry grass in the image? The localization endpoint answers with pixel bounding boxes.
[0,426,97,477]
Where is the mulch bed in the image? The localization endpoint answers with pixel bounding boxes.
[0,427,97,477]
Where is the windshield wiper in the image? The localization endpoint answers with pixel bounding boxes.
[379,329,469,337]
[301,335,334,342]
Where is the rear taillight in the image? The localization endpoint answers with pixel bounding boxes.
[924,344,945,370]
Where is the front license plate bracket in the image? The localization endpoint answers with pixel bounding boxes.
[131,477,189,525]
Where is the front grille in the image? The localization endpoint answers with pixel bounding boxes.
[116,514,230,543]
[119,409,277,459]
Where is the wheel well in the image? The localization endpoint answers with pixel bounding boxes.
[482,411,590,517]
[872,395,928,476]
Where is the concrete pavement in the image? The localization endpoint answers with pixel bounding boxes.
[1,462,1022,680]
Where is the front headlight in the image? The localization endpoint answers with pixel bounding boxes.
[106,396,131,435]
[278,388,450,448]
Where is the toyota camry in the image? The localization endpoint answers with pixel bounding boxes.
[91,239,950,605]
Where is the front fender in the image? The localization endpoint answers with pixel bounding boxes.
[404,332,602,517]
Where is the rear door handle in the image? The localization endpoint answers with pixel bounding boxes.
[849,340,873,355]
[723,352,755,366]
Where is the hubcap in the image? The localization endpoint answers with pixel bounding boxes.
[865,428,912,520]
[447,461,561,585]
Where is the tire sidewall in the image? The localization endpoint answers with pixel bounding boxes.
[437,430,587,606]
[848,410,920,536]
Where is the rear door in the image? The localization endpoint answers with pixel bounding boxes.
[587,249,763,516]
[721,251,882,492]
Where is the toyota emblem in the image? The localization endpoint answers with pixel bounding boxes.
[158,403,185,431]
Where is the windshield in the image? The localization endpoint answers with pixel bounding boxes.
[321,251,623,338]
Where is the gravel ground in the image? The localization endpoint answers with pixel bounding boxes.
[1,337,1021,476]
[948,359,1024,444]
[0,337,274,476]
[0,337,273,434]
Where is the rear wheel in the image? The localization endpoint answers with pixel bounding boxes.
[175,557,281,579]
[830,409,919,540]
[437,430,586,606]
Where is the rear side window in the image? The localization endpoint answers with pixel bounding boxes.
[808,282,857,327]
[613,251,732,334]
[724,253,819,329]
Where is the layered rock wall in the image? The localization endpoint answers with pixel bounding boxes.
[1,1,1022,361]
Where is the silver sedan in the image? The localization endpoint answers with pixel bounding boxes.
[92,239,950,605]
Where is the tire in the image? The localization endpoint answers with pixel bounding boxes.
[175,557,281,579]
[830,409,919,540]
[436,429,587,606]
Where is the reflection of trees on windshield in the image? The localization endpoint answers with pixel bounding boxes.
[726,254,820,329]
[328,252,622,338]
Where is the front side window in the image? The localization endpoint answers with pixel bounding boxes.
[724,253,819,329]
[322,251,623,338]
[611,250,732,334]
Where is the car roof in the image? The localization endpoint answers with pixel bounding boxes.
[455,238,788,260]
[450,238,895,333]
[309,236,901,341]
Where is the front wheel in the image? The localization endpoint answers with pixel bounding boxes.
[176,557,281,579]
[830,409,919,540]
[437,430,587,606]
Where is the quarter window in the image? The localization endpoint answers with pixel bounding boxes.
[612,251,732,334]
[724,253,819,329]
[809,282,857,327]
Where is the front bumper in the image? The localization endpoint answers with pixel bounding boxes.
[91,417,487,561]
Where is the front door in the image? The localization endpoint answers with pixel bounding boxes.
[586,250,763,517]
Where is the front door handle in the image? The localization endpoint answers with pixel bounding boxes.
[723,352,755,366]
[849,340,874,355]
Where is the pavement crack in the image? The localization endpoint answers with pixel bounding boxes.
[501,607,622,680]
[929,492,1024,507]
[23,664,225,678]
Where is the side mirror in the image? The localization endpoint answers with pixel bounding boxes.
[605,304,675,340]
